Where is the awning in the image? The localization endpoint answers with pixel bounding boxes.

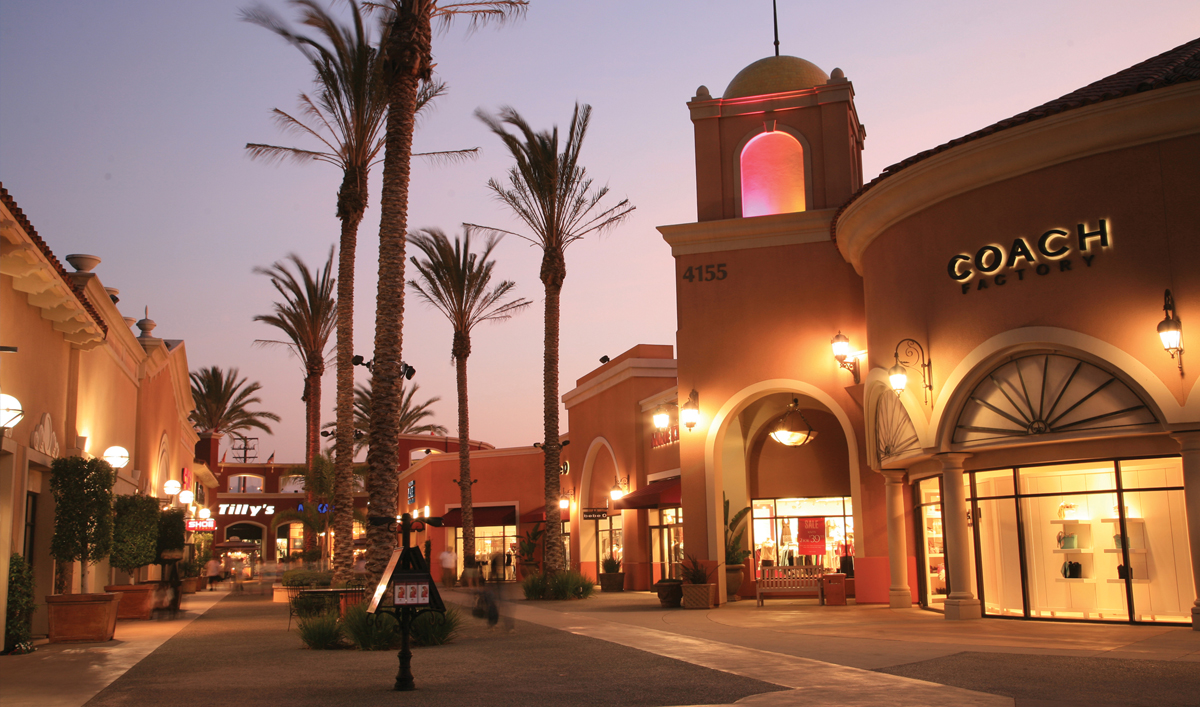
[440,506,516,527]
[611,477,681,510]
[520,506,571,524]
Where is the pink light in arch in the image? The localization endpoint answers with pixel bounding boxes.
[740,131,806,217]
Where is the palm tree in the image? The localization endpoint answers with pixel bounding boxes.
[409,228,530,575]
[323,378,448,455]
[252,249,337,470]
[244,0,470,582]
[363,0,525,584]
[189,367,281,439]
[472,104,634,572]
[272,453,367,568]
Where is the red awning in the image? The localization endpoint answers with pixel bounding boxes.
[520,506,571,524]
[440,506,516,527]
[611,477,681,510]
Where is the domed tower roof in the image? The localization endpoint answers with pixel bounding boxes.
[723,55,830,99]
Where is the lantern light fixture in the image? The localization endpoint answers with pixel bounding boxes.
[0,393,24,430]
[679,389,701,430]
[163,479,182,496]
[609,475,630,501]
[889,338,933,405]
[1158,289,1184,374]
[652,405,671,430]
[559,488,574,510]
[102,445,129,469]
[769,398,818,447]
[198,507,211,519]
[831,332,866,384]
[178,489,194,505]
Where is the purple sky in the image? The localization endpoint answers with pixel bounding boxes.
[3,1,1197,462]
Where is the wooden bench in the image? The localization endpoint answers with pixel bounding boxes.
[756,565,825,606]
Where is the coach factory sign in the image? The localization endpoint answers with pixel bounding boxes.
[947,219,1110,294]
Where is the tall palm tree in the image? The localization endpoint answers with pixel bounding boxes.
[189,367,281,439]
[409,228,529,575]
[364,0,525,584]
[244,0,471,582]
[472,104,634,572]
[322,378,448,456]
[252,249,337,470]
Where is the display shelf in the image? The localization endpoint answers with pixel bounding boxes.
[1052,548,1091,554]
[1106,578,1149,584]
[1049,519,1090,525]
[1102,548,1145,554]
[1101,517,1143,524]
[1054,578,1095,583]
[927,553,944,558]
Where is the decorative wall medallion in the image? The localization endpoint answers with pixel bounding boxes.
[874,391,920,465]
[30,413,60,458]
[954,354,1155,444]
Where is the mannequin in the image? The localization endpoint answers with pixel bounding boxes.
[759,537,777,567]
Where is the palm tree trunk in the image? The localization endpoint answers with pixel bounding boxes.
[454,332,474,576]
[304,373,322,554]
[366,6,431,586]
[332,179,365,582]
[541,273,566,573]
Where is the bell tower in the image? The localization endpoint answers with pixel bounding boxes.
[687,55,865,222]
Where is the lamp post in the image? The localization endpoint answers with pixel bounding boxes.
[367,512,445,691]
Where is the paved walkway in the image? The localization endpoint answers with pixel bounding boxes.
[1,583,1196,707]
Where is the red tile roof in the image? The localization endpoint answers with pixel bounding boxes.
[833,36,1200,241]
[0,183,108,337]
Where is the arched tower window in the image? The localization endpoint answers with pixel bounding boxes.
[740,131,806,217]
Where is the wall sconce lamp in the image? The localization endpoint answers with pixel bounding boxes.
[679,389,700,431]
[178,489,195,505]
[559,488,574,510]
[198,507,212,520]
[652,403,674,430]
[888,338,933,405]
[1158,289,1184,374]
[831,332,866,384]
[163,479,182,496]
[102,446,130,469]
[0,393,25,431]
[769,398,818,447]
[609,475,630,501]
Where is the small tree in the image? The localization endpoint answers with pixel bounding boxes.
[110,494,161,584]
[49,456,115,594]
[157,508,187,565]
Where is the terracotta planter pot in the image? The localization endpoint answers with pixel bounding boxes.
[103,584,155,620]
[46,593,121,643]
[195,575,208,591]
[725,566,745,601]
[654,581,683,607]
[599,572,625,592]
[519,561,540,579]
[180,577,198,594]
[682,583,716,609]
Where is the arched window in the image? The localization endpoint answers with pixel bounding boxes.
[740,131,806,217]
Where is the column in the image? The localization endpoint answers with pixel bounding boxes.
[936,452,980,620]
[1171,430,1200,630]
[882,470,912,608]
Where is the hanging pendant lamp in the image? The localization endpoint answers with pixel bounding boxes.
[770,398,818,447]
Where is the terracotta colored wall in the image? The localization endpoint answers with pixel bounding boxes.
[0,278,72,448]
[748,409,851,499]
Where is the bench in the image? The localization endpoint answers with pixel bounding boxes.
[756,565,825,606]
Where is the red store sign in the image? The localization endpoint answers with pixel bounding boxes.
[186,518,216,532]
[796,517,825,554]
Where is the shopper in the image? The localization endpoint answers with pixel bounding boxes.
[439,547,457,588]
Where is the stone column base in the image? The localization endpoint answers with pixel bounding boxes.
[889,588,912,608]
[943,598,981,620]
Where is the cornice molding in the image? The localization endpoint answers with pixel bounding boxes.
[562,358,678,409]
[658,208,836,257]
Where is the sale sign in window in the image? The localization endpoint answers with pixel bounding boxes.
[797,517,826,554]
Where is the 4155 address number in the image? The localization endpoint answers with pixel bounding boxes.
[681,264,727,283]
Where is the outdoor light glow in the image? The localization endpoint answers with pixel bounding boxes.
[102,445,129,468]
[740,131,806,217]
[0,394,24,429]
[559,495,570,510]
[178,489,194,504]
[831,332,851,361]
[198,507,211,519]
[889,363,909,395]
[769,399,818,447]
[652,406,670,430]
[610,484,625,501]
[1158,316,1182,352]
[163,479,181,495]
[680,390,701,430]
[423,505,430,518]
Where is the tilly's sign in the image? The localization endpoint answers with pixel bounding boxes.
[947,219,1110,294]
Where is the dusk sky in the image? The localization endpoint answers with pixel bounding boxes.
[3,1,1198,462]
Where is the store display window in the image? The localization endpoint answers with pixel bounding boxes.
[749,497,853,579]
[455,524,516,581]
[650,507,683,582]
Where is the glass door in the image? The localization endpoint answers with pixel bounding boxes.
[649,507,683,582]
[915,477,945,610]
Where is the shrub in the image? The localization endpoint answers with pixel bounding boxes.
[297,613,343,649]
[293,593,336,618]
[548,570,595,600]
[342,603,397,650]
[521,572,546,600]
[49,456,115,593]
[601,556,621,573]
[156,508,186,563]
[681,555,714,585]
[110,494,160,582]
[4,554,36,655]
[282,569,334,587]
[410,607,459,646]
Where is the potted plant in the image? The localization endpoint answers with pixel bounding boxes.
[4,554,37,654]
[46,456,121,643]
[653,577,683,607]
[156,508,188,598]
[680,554,716,609]
[517,522,544,579]
[105,494,160,620]
[724,494,751,602]
[599,555,624,592]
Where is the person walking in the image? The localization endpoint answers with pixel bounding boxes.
[439,547,457,588]
[205,558,222,590]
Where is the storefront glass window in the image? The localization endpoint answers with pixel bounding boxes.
[228,474,264,493]
[455,525,516,581]
[750,496,853,577]
[916,478,945,610]
[1116,479,1193,622]
[974,497,1024,616]
[597,515,623,568]
[650,507,684,582]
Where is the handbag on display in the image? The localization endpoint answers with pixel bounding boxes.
[1068,562,1082,579]
[1117,564,1130,579]
[1061,561,1070,578]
